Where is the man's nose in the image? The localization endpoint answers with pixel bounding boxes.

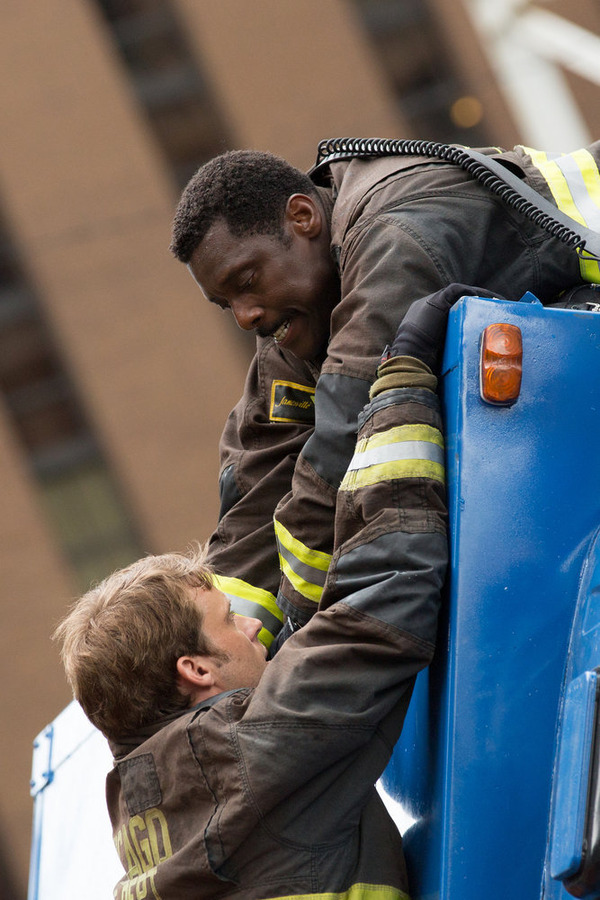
[230,299,263,331]
[236,615,263,641]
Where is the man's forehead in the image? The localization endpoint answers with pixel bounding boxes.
[189,222,252,283]
[197,217,235,253]
[194,586,228,612]
[189,223,281,303]
[216,590,231,613]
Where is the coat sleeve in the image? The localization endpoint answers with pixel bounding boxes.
[205,337,317,649]
[273,215,449,625]
[200,356,447,863]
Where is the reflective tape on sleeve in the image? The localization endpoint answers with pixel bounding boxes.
[269,884,409,899]
[339,423,445,491]
[212,574,283,649]
[273,518,332,605]
[524,146,600,283]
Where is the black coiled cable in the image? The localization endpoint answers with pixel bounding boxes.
[312,137,584,251]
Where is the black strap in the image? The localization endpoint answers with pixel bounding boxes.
[465,148,600,262]
[310,138,600,264]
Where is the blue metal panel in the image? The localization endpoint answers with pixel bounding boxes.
[549,670,598,881]
[383,296,600,900]
[544,528,600,899]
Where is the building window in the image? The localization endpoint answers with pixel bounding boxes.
[0,223,143,590]
[93,0,233,187]
[353,0,489,144]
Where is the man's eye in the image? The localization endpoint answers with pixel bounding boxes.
[240,274,254,291]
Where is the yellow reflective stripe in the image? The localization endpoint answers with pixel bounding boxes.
[572,149,600,210]
[353,423,443,455]
[526,148,586,226]
[268,883,409,900]
[259,630,273,650]
[274,519,332,572]
[340,423,444,491]
[524,146,600,283]
[278,555,323,604]
[212,574,283,649]
[274,518,332,605]
[572,150,600,282]
[212,574,281,618]
[579,251,600,283]
[340,458,444,491]
[553,149,600,229]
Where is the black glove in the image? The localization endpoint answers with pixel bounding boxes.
[389,283,503,374]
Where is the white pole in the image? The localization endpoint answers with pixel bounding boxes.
[462,0,592,151]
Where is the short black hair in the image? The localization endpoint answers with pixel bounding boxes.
[170,149,317,263]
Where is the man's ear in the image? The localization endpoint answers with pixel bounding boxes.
[176,655,217,703]
[285,194,322,238]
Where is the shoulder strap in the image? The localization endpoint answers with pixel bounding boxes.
[463,147,600,262]
[309,138,600,267]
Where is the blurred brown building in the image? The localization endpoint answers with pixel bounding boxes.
[1,1,599,895]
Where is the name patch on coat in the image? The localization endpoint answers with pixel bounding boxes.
[270,380,315,424]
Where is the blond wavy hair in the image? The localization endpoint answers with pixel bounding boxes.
[53,547,221,741]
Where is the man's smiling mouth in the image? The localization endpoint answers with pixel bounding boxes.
[272,319,291,343]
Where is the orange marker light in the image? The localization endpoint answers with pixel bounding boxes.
[480,323,523,405]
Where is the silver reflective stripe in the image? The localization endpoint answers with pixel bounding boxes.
[277,541,328,588]
[347,439,444,472]
[221,594,283,640]
[554,154,600,231]
[212,574,283,646]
